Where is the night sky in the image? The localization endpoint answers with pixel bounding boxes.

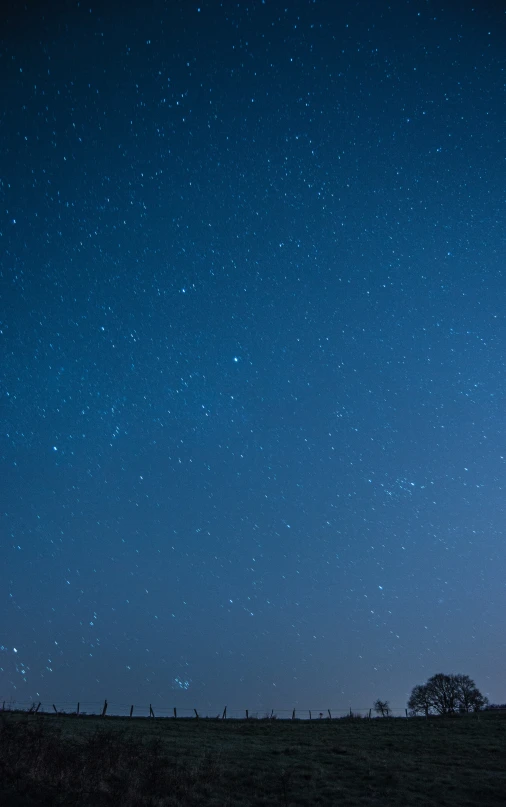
[1,0,505,717]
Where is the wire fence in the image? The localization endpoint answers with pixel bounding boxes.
[1,699,412,720]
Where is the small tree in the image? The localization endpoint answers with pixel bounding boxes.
[373,699,390,717]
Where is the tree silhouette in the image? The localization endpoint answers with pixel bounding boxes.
[453,674,488,713]
[373,699,390,717]
[408,673,488,716]
[407,684,432,717]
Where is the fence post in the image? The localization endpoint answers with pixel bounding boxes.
[130,705,134,718]
[174,707,177,719]
[405,709,408,718]
[2,702,4,712]
[35,702,41,714]
[309,710,312,720]
[270,709,274,719]
[328,709,332,719]
[369,709,372,719]
[222,706,227,720]
[292,709,296,720]
[53,704,58,714]
[246,709,249,719]
[76,702,80,716]
[149,705,155,718]
[102,699,108,717]
[194,708,199,719]
[349,707,352,717]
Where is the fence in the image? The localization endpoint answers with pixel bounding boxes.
[1,699,411,720]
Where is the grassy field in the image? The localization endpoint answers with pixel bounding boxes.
[1,710,505,806]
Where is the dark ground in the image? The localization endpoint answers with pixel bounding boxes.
[1,710,505,805]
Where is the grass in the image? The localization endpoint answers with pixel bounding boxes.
[0,710,505,805]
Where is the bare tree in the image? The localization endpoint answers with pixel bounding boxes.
[453,674,489,713]
[426,673,459,715]
[373,699,390,717]
[407,684,432,717]
[408,674,487,716]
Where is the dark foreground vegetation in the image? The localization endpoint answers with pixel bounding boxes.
[1,710,505,806]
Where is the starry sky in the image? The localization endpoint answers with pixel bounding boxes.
[1,0,505,716]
